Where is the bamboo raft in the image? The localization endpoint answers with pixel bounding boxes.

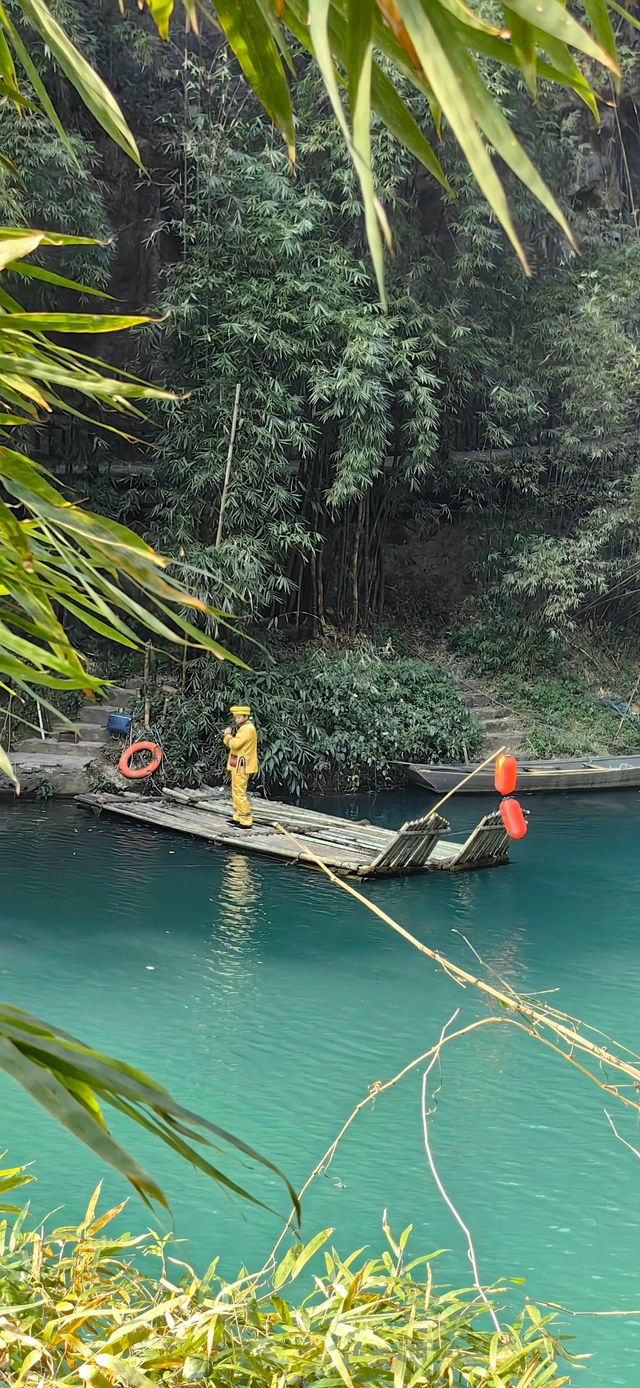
[76,786,512,879]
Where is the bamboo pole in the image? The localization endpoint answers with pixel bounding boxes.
[143,642,151,730]
[215,382,241,547]
[428,744,505,818]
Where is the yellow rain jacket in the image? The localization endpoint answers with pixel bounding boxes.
[223,719,258,776]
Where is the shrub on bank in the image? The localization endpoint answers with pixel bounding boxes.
[496,674,640,758]
[0,1184,571,1386]
[454,594,562,678]
[151,647,481,796]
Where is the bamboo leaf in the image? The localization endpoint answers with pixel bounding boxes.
[607,0,640,29]
[0,1005,299,1216]
[370,61,450,191]
[0,232,44,270]
[144,0,174,40]
[0,740,18,790]
[0,312,152,332]
[505,0,619,71]
[398,0,528,269]
[0,225,99,245]
[214,0,295,158]
[16,0,142,164]
[581,0,618,73]
[0,22,18,93]
[0,1037,168,1206]
[0,152,25,187]
[451,22,599,118]
[255,0,297,75]
[503,7,537,96]
[8,263,114,298]
[442,24,575,247]
[310,0,388,302]
[0,3,72,151]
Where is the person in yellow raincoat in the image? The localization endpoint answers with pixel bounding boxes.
[221,705,258,828]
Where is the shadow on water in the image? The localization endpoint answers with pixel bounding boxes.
[2,789,640,1385]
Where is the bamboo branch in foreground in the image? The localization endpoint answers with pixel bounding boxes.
[273,822,640,1114]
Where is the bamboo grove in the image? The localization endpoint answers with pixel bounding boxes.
[17,7,640,652]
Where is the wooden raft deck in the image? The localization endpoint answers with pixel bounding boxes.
[76,787,511,879]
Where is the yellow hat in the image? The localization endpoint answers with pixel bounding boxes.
[230,704,251,716]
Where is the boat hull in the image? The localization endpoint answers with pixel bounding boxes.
[405,756,640,794]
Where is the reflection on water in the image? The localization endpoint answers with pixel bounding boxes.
[1,792,640,1385]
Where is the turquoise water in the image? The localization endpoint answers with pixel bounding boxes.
[2,791,640,1382]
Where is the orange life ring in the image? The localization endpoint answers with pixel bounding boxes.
[118,740,163,780]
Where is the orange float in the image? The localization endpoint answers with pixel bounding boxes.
[494,753,517,796]
[499,797,527,839]
[118,741,163,780]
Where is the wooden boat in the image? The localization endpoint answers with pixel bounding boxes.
[403,754,640,794]
[76,786,514,878]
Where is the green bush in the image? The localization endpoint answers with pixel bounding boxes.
[0,1180,570,1388]
[152,646,480,795]
[496,674,640,758]
[454,595,562,678]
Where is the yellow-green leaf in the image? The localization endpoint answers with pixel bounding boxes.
[506,0,618,71]
[442,24,574,247]
[504,7,537,96]
[0,312,152,333]
[370,62,450,192]
[0,740,18,791]
[17,0,142,164]
[399,0,527,269]
[145,0,174,40]
[215,0,295,158]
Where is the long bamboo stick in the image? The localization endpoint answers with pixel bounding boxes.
[216,382,241,547]
[428,744,505,818]
[273,821,640,1112]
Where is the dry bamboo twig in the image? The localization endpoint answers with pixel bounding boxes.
[273,822,640,1115]
[261,1014,508,1273]
[261,822,640,1330]
[420,1010,503,1337]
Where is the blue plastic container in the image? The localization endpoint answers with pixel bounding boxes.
[106,711,132,736]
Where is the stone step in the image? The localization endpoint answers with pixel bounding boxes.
[102,685,137,706]
[482,716,522,734]
[484,735,523,751]
[50,723,106,744]
[462,690,490,708]
[18,738,102,756]
[470,705,511,722]
[75,704,110,726]
[80,703,134,727]
[10,749,96,769]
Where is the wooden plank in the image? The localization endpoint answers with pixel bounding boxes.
[162,786,388,839]
[192,798,391,853]
[78,794,366,872]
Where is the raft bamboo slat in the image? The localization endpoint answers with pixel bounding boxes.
[77,789,512,878]
[440,811,511,870]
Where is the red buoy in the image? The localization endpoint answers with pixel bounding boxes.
[494,753,517,796]
[499,797,528,840]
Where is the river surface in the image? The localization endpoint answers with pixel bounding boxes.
[1,790,640,1383]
